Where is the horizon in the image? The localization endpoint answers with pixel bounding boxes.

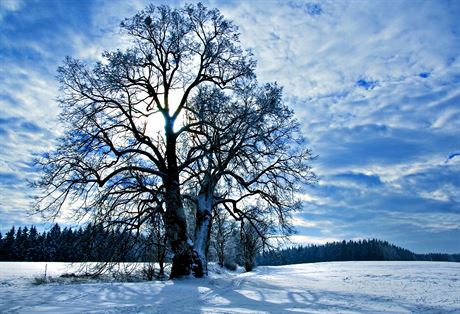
[0,0,459,254]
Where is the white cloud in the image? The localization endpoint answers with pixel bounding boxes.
[288,235,340,246]
[431,106,460,129]
[291,215,333,229]
[217,0,460,138]
[385,211,460,233]
[296,192,327,205]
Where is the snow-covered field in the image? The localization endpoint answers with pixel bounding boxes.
[0,261,459,313]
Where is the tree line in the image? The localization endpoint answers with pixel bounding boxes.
[0,219,263,275]
[257,239,460,266]
[0,224,148,263]
[2,225,458,270]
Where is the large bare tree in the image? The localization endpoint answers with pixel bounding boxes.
[34,3,315,278]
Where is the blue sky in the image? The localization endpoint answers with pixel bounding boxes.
[0,0,459,253]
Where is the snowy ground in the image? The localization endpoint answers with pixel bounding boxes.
[0,261,459,313]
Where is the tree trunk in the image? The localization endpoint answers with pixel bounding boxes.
[164,171,194,278]
[192,191,213,277]
[164,122,194,279]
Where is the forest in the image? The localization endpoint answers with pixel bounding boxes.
[257,239,460,265]
[0,224,146,263]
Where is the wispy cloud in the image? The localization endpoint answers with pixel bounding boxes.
[288,235,340,246]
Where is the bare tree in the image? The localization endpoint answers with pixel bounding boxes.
[34,3,315,278]
[34,3,254,278]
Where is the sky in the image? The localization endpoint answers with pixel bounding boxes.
[0,0,459,254]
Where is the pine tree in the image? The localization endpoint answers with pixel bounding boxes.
[0,232,4,260]
[26,226,39,261]
[5,227,16,261]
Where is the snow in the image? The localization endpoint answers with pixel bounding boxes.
[0,261,459,313]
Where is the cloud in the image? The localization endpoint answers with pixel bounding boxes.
[332,172,383,188]
[295,159,459,252]
[0,0,23,21]
[285,1,323,16]
[0,2,93,228]
[288,235,340,246]
[291,215,333,230]
[220,0,460,95]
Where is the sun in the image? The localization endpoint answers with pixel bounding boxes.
[145,89,186,135]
